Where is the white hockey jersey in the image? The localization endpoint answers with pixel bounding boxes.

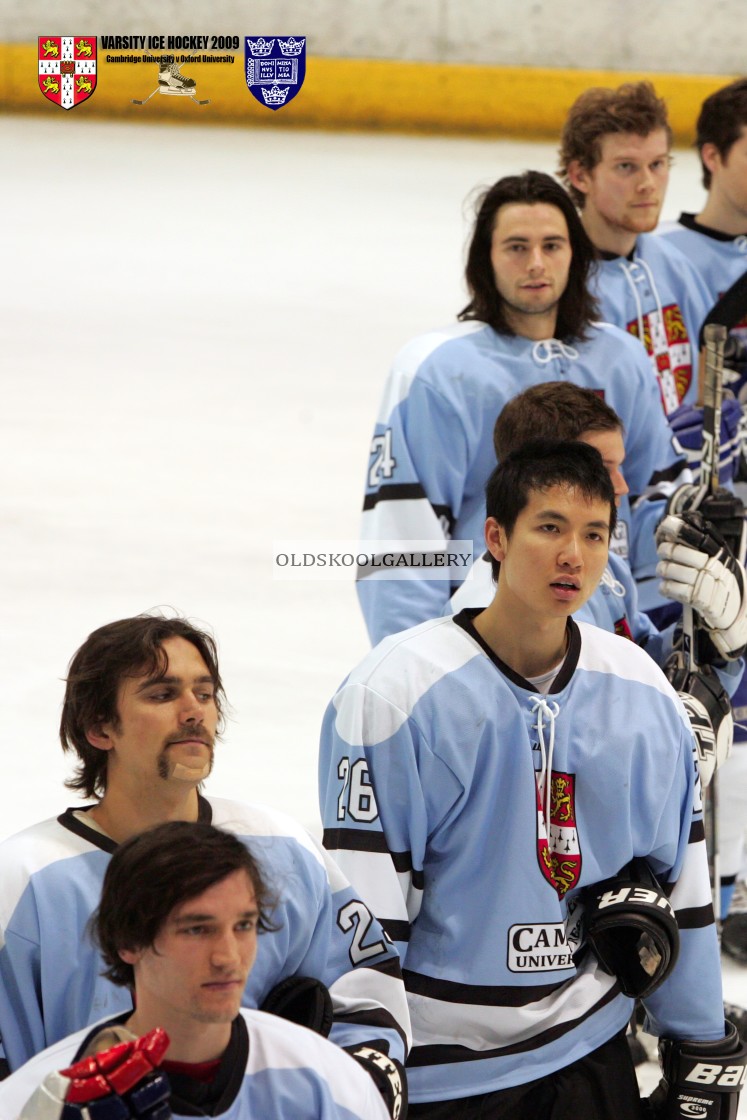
[0,1009,391,1120]
[588,234,711,412]
[319,613,724,1103]
[358,320,687,644]
[0,797,409,1072]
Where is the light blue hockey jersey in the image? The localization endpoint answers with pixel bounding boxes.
[319,613,724,1103]
[588,234,711,412]
[658,213,747,402]
[0,1009,390,1120]
[0,796,409,1073]
[358,320,687,644]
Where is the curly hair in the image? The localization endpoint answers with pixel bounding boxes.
[558,81,671,207]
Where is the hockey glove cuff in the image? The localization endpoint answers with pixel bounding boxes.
[663,655,733,787]
[260,975,333,1037]
[344,1045,407,1120]
[646,1019,747,1120]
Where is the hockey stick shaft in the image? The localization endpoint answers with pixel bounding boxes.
[695,324,727,921]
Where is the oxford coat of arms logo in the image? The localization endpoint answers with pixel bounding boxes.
[244,36,306,111]
[39,37,97,110]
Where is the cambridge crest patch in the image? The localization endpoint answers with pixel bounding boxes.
[244,36,306,111]
[39,37,97,110]
[536,770,582,897]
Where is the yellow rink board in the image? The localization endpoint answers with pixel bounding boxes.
[2,43,735,140]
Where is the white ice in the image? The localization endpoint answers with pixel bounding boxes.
[2,114,745,1098]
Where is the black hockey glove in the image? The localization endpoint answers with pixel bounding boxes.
[643,1019,747,1119]
[344,1043,407,1120]
[260,975,333,1036]
[657,508,747,661]
[581,858,679,999]
[663,653,734,787]
[18,1027,171,1120]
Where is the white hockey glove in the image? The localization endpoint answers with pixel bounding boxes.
[657,510,747,661]
[19,1027,171,1120]
[663,655,733,787]
[643,1018,747,1120]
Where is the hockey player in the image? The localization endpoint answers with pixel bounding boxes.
[449,381,744,708]
[358,170,687,644]
[0,614,409,1116]
[322,441,746,1118]
[658,77,747,402]
[558,81,711,416]
[0,821,398,1120]
[658,76,747,967]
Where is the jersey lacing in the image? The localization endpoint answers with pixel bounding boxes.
[734,235,747,254]
[618,255,666,344]
[599,565,625,597]
[530,695,560,830]
[618,254,681,413]
[532,339,579,365]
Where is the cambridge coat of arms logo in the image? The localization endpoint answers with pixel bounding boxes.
[536,770,582,897]
[244,36,306,110]
[39,37,97,110]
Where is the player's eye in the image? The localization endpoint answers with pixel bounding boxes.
[236,919,256,933]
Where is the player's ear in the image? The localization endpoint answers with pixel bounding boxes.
[699,142,721,177]
[118,947,142,966]
[485,517,508,563]
[566,159,591,196]
[85,723,115,752]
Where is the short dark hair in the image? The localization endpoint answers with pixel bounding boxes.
[493,383,623,461]
[696,78,747,188]
[558,81,672,207]
[458,171,599,342]
[484,440,616,580]
[60,614,226,799]
[93,821,278,988]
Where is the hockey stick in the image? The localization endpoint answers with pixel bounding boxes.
[690,324,727,921]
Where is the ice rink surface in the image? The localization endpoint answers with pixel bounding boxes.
[2,114,746,1093]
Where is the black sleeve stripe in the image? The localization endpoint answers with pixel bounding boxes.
[647,459,689,486]
[365,955,406,979]
[403,968,565,1007]
[331,1008,409,1049]
[363,483,428,509]
[382,919,411,943]
[405,986,621,1066]
[322,831,424,889]
[689,818,705,844]
[324,828,390,854]
[676,903,715,929]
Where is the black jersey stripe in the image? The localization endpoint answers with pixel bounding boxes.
[382,919,411,943]
[363,483,428,509]
[332,1007,409,1049]
[324,827,389,854]
[676,902,715,929]
[405,986,621,1066]
[403,968,566,1007]
[689,818,705,844]
[322,829,425,888]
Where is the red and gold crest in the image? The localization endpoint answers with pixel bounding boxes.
[38,37,97,110]
[627,305,692,414]
[536,771,582,897]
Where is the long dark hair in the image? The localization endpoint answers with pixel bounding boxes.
[459,171,598,342]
